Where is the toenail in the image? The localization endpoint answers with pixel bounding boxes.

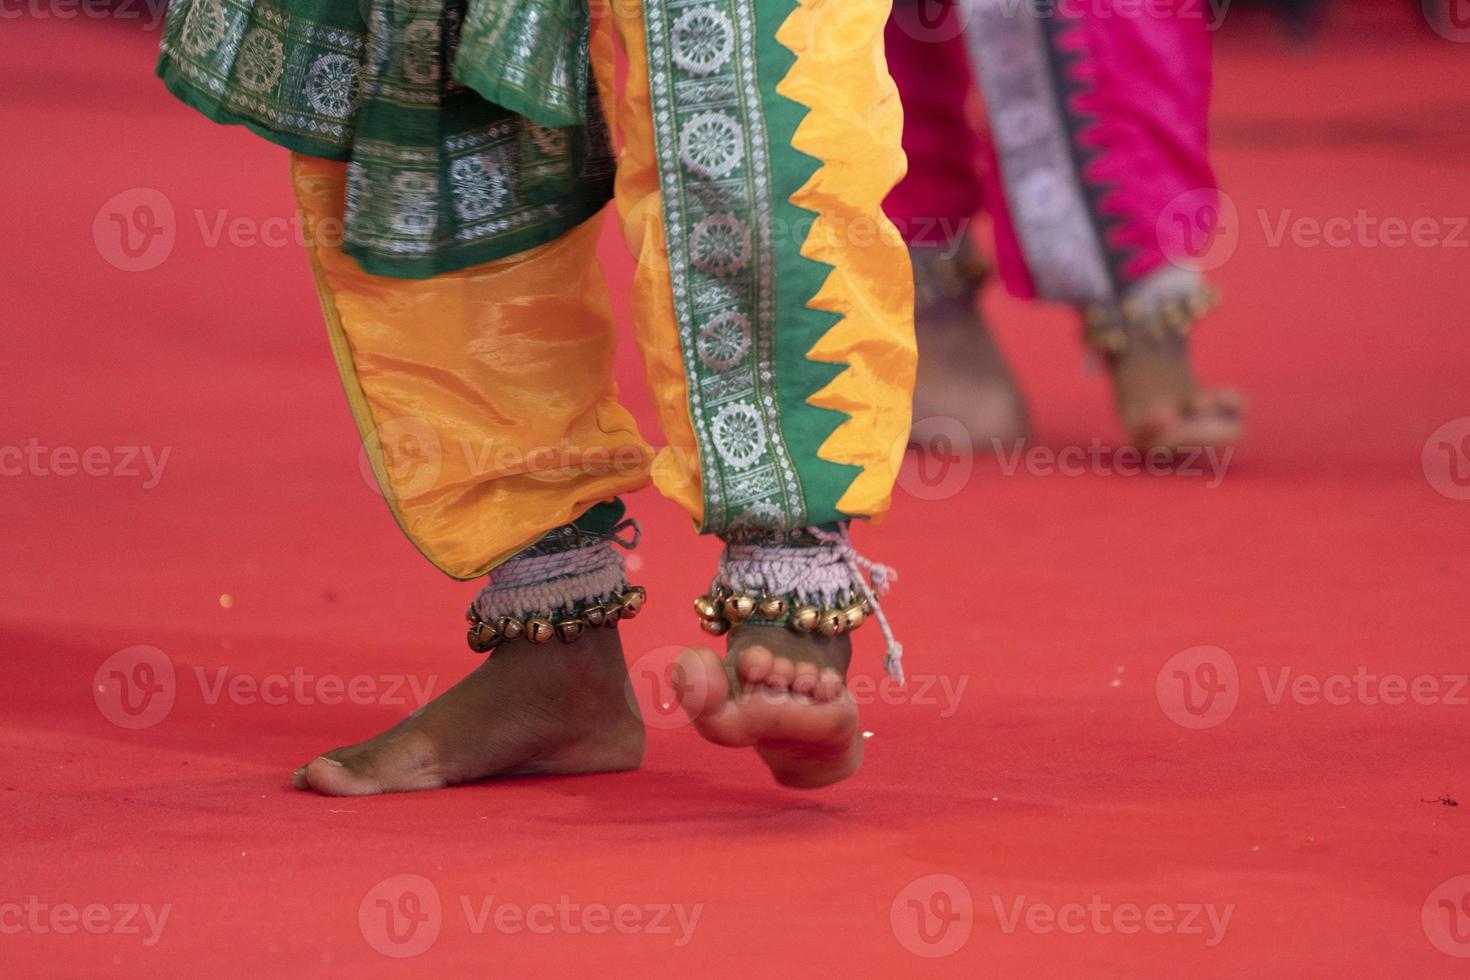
[315,756,343,768]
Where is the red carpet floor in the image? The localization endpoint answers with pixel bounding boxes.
[4,5,1470,976]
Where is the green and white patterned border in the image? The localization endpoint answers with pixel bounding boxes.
[644,0,809,535]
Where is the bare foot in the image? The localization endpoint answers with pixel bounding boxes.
[1109,336,1246,454]
[910,296,1029,452]
[291,629,645,796]
[675,626,861,789]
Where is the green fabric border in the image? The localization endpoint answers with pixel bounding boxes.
[753,2,863,525]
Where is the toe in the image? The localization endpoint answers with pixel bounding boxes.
[300,755,382,797]
[675,647,731,723]
[1198,386,1248,418]
[766,657,796,691]
[791,662,820,697]
[678,647,756,748]
[814,668,845,702]
[1131,400,1180,449]
[734,645,774,687]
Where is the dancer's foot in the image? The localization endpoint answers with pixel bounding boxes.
[675,626,860,789]
[291,629,645,796]
[1109,336,1246,454]
[910,297,1029,453]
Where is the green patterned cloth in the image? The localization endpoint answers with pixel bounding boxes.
[157,0,614,278]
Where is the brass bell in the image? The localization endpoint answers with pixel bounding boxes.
[693,594,722,621]
[757,596,788,620]
[861,597,874,616]
[843,604,867,631]
[583,604,607,628]
[1162,301,1186,332]
[620,586,647,619]
[817,608,846,637]
[466,620,500,653]
[556,618,585,643]
[602,605,622,628]
[724,594,757,623]
[497,616,524,642]
[525,618,555,644]
[791,605,821,633]
[699,617,730,636]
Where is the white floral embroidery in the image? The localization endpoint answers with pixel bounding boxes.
[690,213,751,277]
[180,0,226,57]
[450,155,509,221]
[390,172,438,236]
[306,53,362,119]
[672,7,735,77]
[712,402,768,470]
[696,311,751,372]
[236,29,285,94]
[401,18,440,85]
[679,111,745,180]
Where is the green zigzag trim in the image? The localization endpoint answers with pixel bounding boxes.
[753,0,863,526]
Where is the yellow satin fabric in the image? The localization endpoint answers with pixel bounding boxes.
[591,1,709,528]
[292,0,914,579]
[780,0,917,523]
[294,155,654,579]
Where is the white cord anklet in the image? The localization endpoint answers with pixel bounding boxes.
[465,520,645,650]
[704,525,905,683]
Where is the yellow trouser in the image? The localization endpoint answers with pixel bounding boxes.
[293,0,916,580]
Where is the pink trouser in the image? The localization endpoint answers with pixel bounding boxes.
[884,0,1217,305]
